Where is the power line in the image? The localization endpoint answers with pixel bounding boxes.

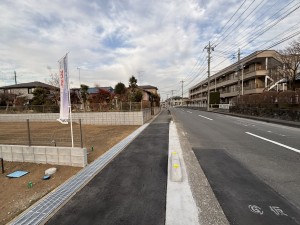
[214,0,257,46]
[219,1,300,55]
[167,1,300,98]
[212,0,248,45]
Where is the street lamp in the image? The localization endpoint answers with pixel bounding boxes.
[77,67,81,87]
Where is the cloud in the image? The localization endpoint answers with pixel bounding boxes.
[0,0,299,99]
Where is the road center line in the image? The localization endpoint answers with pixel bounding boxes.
[198,115,213,121]
[246,132,300,154]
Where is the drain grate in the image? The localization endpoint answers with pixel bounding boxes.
[10,123,149,225]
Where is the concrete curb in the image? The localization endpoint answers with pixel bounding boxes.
[170,151,182,182]
[166,121,199,225]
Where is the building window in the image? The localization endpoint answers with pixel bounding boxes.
[28,88,33,94]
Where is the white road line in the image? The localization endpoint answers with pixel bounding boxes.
[267,130,286,137]
[187,111,192,113]
[246,132,300,154]
[198,115,213,120]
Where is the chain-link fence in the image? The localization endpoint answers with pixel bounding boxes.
[0,101,155,114]
[0,105,59,114]
[0,119,84,147]
[73,102,143,112]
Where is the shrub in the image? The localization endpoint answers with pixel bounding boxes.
[261,91,278,104]
[277,91,296,104]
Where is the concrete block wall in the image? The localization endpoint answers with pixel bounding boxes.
[0,145,87,167]
[0,112,144,125]
[72,112,143,125]
[143,107,161,122]
[143,108,151,122]
[0,113,58,122]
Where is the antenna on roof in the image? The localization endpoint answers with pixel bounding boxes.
[14,71,17,84]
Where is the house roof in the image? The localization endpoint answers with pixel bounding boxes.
[138,85,158,90]
[0,81,57,89]
[87,86,114,94]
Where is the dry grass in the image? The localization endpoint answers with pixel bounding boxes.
[0,122,139,224]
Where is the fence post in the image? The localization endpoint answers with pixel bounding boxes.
[79,119,83,148]
[1,158,4,174]
[27,119,31,146]
[130,102,132,112]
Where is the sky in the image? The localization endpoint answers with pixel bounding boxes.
[0,0,299,100]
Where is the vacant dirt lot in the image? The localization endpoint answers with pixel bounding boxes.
[0,122,139,225]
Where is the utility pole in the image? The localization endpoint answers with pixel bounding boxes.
[180,80,184,106]
[237,48,241,97]
[14,71,17,84]
[167,94,169,107]
[171,90,175,107]
[204,41,214,111]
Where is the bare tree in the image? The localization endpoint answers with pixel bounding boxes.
[278,38,300,90]
[46,67,60,105]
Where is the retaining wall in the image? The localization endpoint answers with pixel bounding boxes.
[0,145,87,167]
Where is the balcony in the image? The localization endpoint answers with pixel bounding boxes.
[243,87,265,95]
[220,91,238,98]
[216,78,238,88]
[243,70,266,80]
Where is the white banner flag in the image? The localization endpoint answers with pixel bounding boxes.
[57,53,70,124]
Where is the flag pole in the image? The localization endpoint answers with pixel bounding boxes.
[57,52,74,147]
[66,55,74,148]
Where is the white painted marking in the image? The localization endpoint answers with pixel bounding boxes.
[248,205,263,215]
[267,130,286,137]
[187,111,192,113]
[269,206,288,216]
[198,115,213,121]
[246,132,300,154]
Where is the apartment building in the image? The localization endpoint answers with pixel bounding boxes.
[189,50,281,104]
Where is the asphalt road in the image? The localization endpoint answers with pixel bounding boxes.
[46,110,171,225]
[172,108,300,225]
